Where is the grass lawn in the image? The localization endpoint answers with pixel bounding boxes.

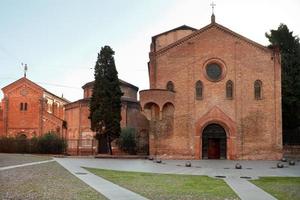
[251,177,300,200]
[1,161,107,200]
[0,153,51,167]
[86,167,240,200]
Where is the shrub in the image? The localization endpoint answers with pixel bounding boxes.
[117,127,137,154]
[37,132,67,154]
[0,137,15,153]
[15,134,29,153]
[0,132,67,154]
[29,137,39,153]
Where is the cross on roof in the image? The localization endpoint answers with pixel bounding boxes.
[22,63,28,78]
[210,1,216,14]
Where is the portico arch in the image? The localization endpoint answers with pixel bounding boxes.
[194,106,237,160]
[143,102,160,121]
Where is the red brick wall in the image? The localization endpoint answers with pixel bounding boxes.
[84,83,138,100]
[0,104,3,135]
[155,29,195,51]
[65,101,85,139]
[120,85,137,99]
[65,100,142,139]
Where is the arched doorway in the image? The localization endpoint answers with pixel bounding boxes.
[202,124,227,159]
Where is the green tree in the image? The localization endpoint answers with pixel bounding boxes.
[266,24,300,130]
[89,46,123,154]
[118,127,137,154]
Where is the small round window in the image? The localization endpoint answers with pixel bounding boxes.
[206,63,222,81]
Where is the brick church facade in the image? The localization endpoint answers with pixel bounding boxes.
[0,77,69,138]
[140,15,282,160]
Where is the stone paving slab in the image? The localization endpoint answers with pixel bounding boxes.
[225,178,277,200]
[54,158,149,200]
[0,159,55,171]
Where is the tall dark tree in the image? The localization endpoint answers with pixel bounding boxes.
[89,46,123,154]
[266,24,300,130]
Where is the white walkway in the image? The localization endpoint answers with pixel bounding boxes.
[0,159,55,171]
[225,178,277,200]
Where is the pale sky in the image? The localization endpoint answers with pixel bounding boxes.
[0,0,299,101]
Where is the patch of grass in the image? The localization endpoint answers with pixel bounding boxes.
[86,167,239,200]
[251,177,300,200]
[0,153,51,167]
[0,162,107,200]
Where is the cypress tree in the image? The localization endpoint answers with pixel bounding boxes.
[266,24,300,130]
[89,46,123,154]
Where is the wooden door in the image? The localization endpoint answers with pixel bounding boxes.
[208,139,220,159]
[98,134,109,154]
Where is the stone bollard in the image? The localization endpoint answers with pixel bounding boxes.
[235,163,242,169]
[281,157,287,162]
[148,156,154,160]
[277,162,284,168]
[185,161,192,167]
[289,160,295,166]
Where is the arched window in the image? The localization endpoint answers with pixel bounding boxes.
[166,81,175,92]
[20,102,28,111]
[195,80,203,100]
[254,80,262,100]
[226,80,233,99]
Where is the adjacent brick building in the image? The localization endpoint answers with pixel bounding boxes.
[0,77,69,138]
[65,79,149,155]
[140,15,282,160]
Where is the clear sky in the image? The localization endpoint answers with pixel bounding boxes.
[0,0,299,101]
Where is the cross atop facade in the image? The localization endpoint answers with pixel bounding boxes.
[210,1,216,14]
[22,63,28,77]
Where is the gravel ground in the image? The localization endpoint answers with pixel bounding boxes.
[0,161,107,200]
[0,153,52,167]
